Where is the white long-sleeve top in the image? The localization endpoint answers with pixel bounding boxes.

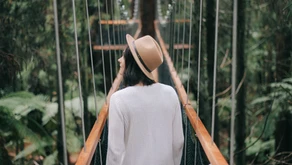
[106,83,184,165]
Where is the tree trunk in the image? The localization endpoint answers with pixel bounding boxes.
[139,0,155,38]
[273,1,292,163]
[235,0,246,164]
[206,0,219,145]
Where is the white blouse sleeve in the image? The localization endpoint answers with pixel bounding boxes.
[106,94,125,165]
[172,97,184,165]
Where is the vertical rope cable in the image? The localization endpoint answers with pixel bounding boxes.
[196,0,203,123]
[111,0,118,74]
[180,0,187,79]
[211,0,220,142]
[175,0,181,71]
[184,116,188,165]
[72,0,86,151]
[85,0,103,164]
[53,1,68,164]
[186,2,193,103]
[117,1,121,54]
[230,0,238,164]
[120,5,125,45]
[195,0,203,164]
[98,0,108,102]
[185,2,193,165]
[105,0,114,84]
[85,0,98,118]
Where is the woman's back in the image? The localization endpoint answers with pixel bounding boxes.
[107,83,184,165]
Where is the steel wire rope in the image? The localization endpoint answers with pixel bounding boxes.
[180,0,187,80]
[116,0,121,55]
[120,5,126,46]
[105,0,114,84]
[85,0,98,121]
[111,0,118,74]
[96,0,108,163]
[186,1,193,119]
[230,0,238,164]
[184,2,194,165]
[97,0,108,102]
[71,0,87,152]
[85,0,103,164]
[194,0,203,164]
[170,1,175,61]
[53,1,68,164]
[175,0,181,71]
[211,0,220,142]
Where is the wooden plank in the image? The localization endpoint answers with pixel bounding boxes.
[93,44,192,51]
[155,22,229,165]
[93,44,127,50]
[165,44,194,49]
[99,19,139,25]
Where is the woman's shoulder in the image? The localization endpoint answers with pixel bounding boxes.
[111,86,135,99]
[155,83,177,94]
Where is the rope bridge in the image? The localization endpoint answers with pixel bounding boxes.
[51,0,240,164]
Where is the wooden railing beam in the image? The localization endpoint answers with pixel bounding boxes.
[155,21,228,165]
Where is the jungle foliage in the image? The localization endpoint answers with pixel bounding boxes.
[0,0,291,164]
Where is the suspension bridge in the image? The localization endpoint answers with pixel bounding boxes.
[51,0,240,164]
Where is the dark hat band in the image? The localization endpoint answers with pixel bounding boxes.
[132,41,151,72]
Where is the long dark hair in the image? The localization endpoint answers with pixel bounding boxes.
[123,46,155,86]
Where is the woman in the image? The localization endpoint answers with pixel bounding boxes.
[106,34,184,165]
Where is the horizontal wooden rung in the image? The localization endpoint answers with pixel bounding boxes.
[99,19,139,25]
[93,44,127,50]
[93,44,193,51]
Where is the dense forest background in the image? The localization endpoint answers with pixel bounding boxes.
[0,0,291,164]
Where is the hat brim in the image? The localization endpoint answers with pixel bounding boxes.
[126,34,155,80]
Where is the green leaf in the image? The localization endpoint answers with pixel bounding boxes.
[43,151,58,165]
[250,96,271,105]
[14,138,53,161]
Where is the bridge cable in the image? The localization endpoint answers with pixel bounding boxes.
[173,1,177,69]
[195,0,203,164]
[117,1,122,54]
[211,0,220,142]
[105,0,114,84]
[121,5,126,44]
[185,2,193,165]
[53,1,68,164]
[175,0,181,71]
[85,0,104,164]
[85,0,98,120]
[186,0,193,111]
[97,0,108,102]
[71,0,87,152]
[110,0,118,74]
[230,0,238,164]
[180,0,187,80]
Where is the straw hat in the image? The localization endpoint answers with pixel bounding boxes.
[126,34,163,80]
